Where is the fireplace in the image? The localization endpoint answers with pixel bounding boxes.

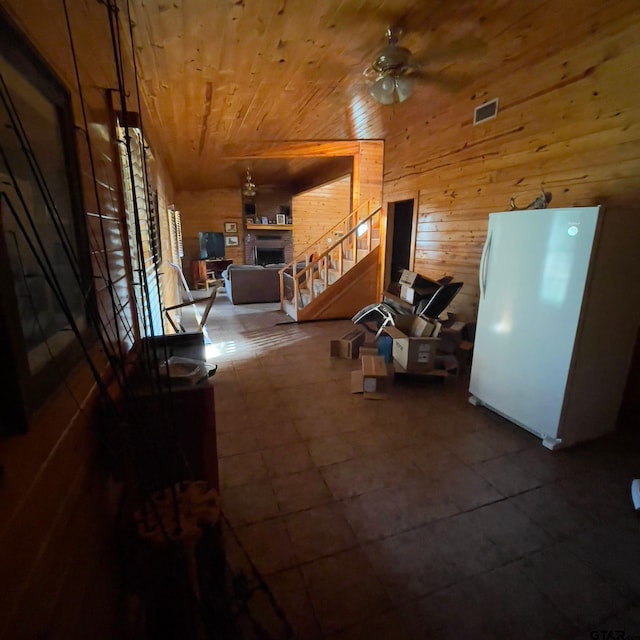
[245,231,293,265]
[255,247,285,265]
[253,235,286,266]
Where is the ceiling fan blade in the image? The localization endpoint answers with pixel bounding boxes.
[413,36,488,66]
[411,69,472,92]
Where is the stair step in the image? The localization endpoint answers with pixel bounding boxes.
[282,298,298,320]
[300,281,327,297]
[317,268,341,285]
[283,206,381,317]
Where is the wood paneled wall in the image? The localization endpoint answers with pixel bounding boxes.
[292,175,352,257]
[293,157,353,194]
[381,1,640,320]
[353,141,384,210]
[0,354,123,640]
[176,188,245,274]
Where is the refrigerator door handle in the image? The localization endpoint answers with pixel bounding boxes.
[479,229,493,298]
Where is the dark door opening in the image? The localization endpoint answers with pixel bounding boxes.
[389,199,414,285]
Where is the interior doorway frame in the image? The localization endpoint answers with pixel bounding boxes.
[382,196,418,292]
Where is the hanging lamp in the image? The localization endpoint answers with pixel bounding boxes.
[242,168,257,198]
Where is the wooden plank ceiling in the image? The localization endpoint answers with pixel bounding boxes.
[121,0,498,191]
[9,0,618,196]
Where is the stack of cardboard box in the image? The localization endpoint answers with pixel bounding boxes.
[331,266,474,394]
[383,314,440,374]
[398,269,442,306]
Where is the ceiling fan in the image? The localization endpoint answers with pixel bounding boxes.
[363,27,418,104]
[362,26,484,105]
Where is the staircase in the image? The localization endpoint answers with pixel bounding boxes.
[279,199,382,321]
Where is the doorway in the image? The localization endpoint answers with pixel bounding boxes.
[387,199,415,291]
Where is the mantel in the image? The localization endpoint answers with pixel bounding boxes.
[246,224,293,231]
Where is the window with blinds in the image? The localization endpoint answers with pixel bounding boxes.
[168,207,184,265]
[118,124,163,337]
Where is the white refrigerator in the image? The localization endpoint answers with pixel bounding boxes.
[469,206,640,449]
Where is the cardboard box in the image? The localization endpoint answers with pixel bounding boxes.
[400,283,437,305]
[385,326,439,372]
[399,269,419,287]
[351,355,391,399]
[399,269,441,289]
[394,314,436,338]
[359,345,379,358]
[393,314,414,334]
[400,281,444,308]
[400,284,417,304]
[393,361,449,379]
[439,320,467,354]
[330,328,365,359]
[435,354,459,375]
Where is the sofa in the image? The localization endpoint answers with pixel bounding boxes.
[222,264,284,304]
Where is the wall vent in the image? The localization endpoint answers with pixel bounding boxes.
[474,98,499,125]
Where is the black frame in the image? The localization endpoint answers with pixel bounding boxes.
[0,8,93,434]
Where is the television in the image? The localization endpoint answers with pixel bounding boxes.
[198,232,225,259]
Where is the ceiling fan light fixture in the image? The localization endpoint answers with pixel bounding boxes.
[371,33,413,74]
[369,73,414,105]
[366,28,416,105]
[394,75,415,102]
[369,75,396,104]
[242,168,256,197]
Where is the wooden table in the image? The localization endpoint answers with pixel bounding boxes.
[191,259,233,289]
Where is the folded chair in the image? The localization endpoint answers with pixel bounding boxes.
[164,262,220,334]
[351,302,397,339]
[352,281,463,337]
[165,283,220,333]
[415,282,464,319]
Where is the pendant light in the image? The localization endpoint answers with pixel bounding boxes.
[242,168,257,198]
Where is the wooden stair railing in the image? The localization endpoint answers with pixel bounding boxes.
[279,199,381,319]
[279,199,377,282]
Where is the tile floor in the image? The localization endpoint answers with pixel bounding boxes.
[193,291,640,639]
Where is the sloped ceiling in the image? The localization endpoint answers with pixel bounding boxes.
[123,0,495,191]
[1,0,506,191]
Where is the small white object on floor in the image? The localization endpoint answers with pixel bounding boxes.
[631,479,640,511]
[159,356,212,385]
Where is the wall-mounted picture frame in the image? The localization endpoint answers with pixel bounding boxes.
[224,221,237,233]
[276,213,286,224]
[225,235,239,247]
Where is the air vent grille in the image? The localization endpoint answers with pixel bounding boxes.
[474,98,499,125]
